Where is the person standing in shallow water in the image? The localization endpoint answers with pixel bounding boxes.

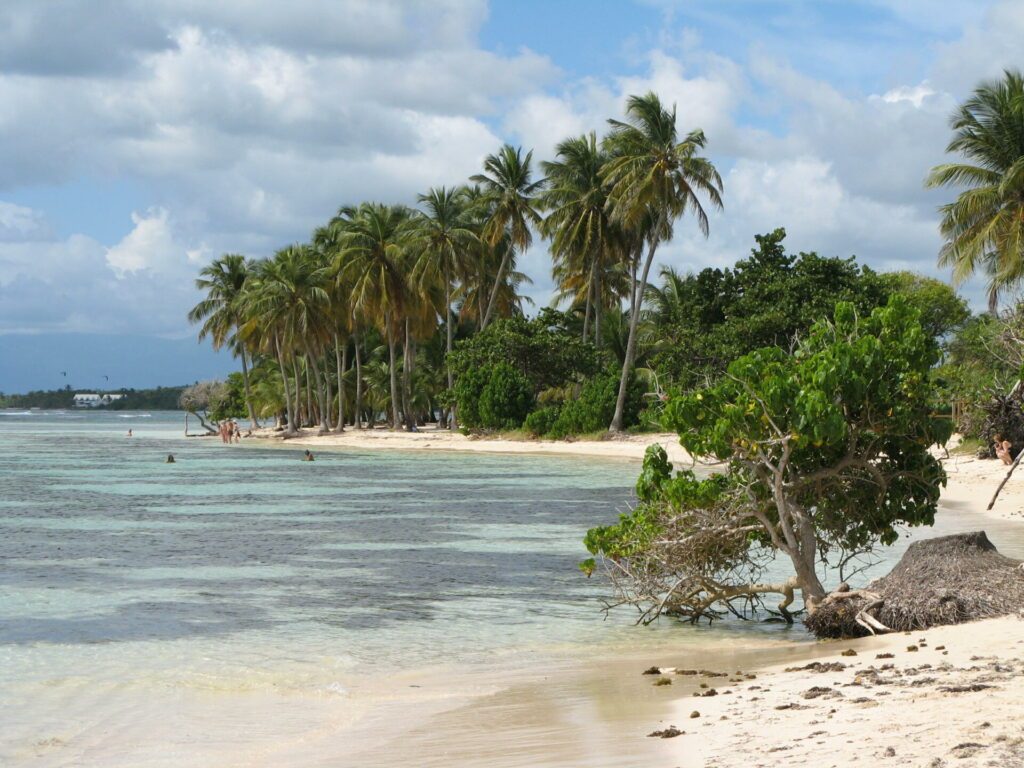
[165,454,175,463]
[303,450,314,462]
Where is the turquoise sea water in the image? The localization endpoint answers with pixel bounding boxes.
[4,410,1023,767]
[0,410,694,766]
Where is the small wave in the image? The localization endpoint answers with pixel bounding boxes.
[118,414,153,419]
[0,411,35,416]
[323,682,349,696]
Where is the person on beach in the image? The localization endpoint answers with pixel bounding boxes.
[303,450,315,462]
[233,422,241,443]
[994,435,1013,465]
[127,429,132,437]
[166,454,176,463]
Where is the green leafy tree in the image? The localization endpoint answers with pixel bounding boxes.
[477,362,535,429]
[583,298,951,625]
[926,69,1024,312]
[879,271,970,342]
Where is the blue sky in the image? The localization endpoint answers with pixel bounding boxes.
[0,0,1020,392]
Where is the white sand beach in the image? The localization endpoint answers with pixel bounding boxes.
[244,427,1024,767]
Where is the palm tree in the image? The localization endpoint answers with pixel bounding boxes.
[336,203,412,429]
[926,69,1024,312]
[601,92,724,432]
[245,246,333,434]
[410,186,478,427]
[471,144,545,329]
[540,132,622,346]
[188,254,261,428]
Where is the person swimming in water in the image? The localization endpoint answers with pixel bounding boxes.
[166,454,176,463]
[303,450,314,462]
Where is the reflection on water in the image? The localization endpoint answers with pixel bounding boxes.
[2,410,1022,767]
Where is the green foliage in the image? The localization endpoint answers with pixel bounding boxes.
[548,366,643,437]
[208,373,248,421]
[583,298,952,614]
[452,366,489,428]
[448,308,599,393]
[649,229,891,389]
[879,271,970,341]
[524,405,561,436]
[477,363,535,429]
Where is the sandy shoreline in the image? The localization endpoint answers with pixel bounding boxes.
[246,423,696,464]
[239,426,1024,766]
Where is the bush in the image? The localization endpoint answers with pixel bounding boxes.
[539,366,644,438]
[478,363,534,429]
[524,405,561,436]
[452,366,489,428]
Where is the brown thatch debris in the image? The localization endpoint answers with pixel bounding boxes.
[785,661,847,673]
[840,649,858,656]
[689,710,700,718]
[940,683,995,693]
[806,532,1024,639]
[802,686,841,699]
[647,726,683,738]
[653,677,672,686]
[675,669,698,676]
[641,666,661,675]
[907,645,919,652]
[876,652,894,659]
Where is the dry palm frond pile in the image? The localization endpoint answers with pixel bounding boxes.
[806,532,1024,639]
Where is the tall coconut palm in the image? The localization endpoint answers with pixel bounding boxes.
[601,92,724,432]
[926,69,1024,312]
[410,186,478,426]
[540,132,622,346]
[336,203,412,429]
[246,246,333,434]
[188,253,261,427]
[470,144,545,329]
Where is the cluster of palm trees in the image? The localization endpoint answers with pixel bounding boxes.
[189,91,724,435]
[928,68,1024,313]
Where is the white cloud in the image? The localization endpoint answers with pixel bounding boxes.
[105,208,190,277]
[877,82,936,108]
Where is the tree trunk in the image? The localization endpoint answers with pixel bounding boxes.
[481,246,513,330]
[610,236,658,433]
[594,263,602,348]
[303,343,330,435]
[402,318,415,430]
[386,314,401,429]
[275,336,297,436]
[445,271,457,429]
[353,328,363,429]
[334,334,346,434]
[581,270,593,343]
[303,359,314,428]
[239,345,260,429]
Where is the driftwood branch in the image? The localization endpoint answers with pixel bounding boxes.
[988,447,1024,510]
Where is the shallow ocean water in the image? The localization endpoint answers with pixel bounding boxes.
[3,410,1023,767]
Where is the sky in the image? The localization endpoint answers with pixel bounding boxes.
[0,0,1021,392]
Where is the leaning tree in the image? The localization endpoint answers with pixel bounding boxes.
[582,297,951,630]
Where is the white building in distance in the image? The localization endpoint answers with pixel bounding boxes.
[73,393,125,408]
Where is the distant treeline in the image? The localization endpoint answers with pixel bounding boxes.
[0,385,187,410]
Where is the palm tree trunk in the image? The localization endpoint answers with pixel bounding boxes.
[445,276,457,429]
[275,335,297,436]
[239,346,261,428]
[402,318,415,430]
[481,246,513,330]
[303,360,314,428]
[353,328,363,429]
[582,260,595,343]
[594,267,602,348]
[291,359,303,428]
[386,314,401,429]
[303,343,330,435]
[610,236,659,432]
[334,333,346,433]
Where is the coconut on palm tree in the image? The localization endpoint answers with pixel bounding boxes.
[601,92,724,432]
[926,69,1024,312]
